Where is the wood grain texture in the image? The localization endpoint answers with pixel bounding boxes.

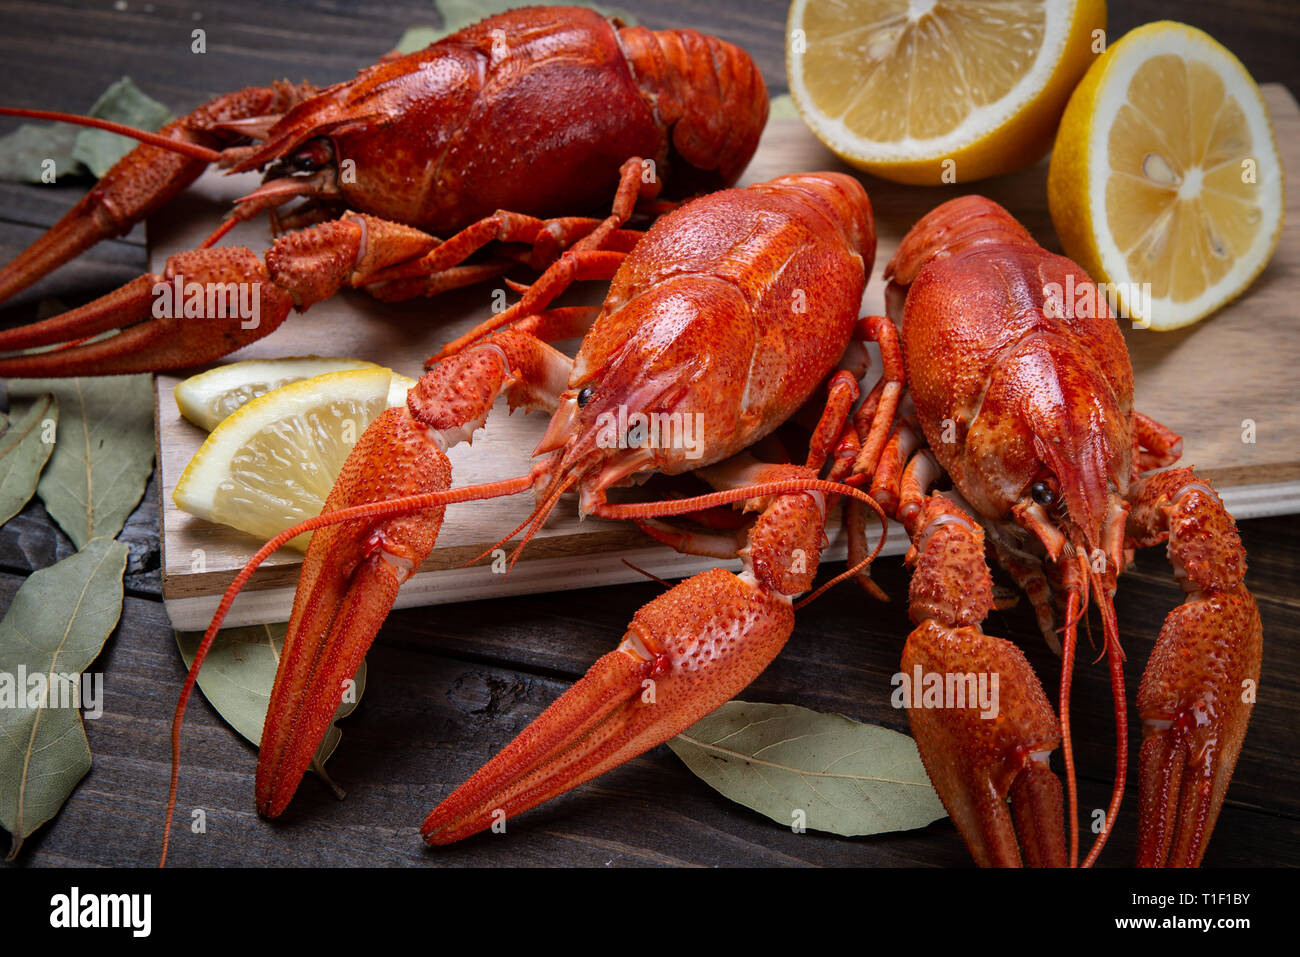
[0,0,1296,870]
[5,511,1298,868]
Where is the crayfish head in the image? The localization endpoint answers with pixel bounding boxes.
[998,427,1129,657]
[261,136,340,186]
[531,346,710,517]
[225,135,346,216]
[534,274,779,513]
[1008,397,1132,585]
[961,333,1131,579]
[228,78,363,204]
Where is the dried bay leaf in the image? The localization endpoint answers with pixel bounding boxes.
[0,76,173,183]
[0,123,80,183]
[0,393,57,526]
[668,700,947,837]
[71,77,174,178]
[9,373,155,550]
[0,537,129,858]
[174,623,368,779]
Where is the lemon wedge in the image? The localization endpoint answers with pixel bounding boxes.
[1049,21,1284,329]
[173,367,397,551]
[174,356,416,430]
[787,0,1105,184]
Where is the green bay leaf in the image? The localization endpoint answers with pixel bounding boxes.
[71,76,175,178]
[0,393,58,526]
[0,76,173,184]
[0,123,81,183]
[668,700,947,837]
[174,623,367,779]
[9,373,155,550]
[0,537,129,858]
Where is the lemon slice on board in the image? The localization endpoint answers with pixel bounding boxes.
[1049,21,1284,330]
[786,0,1105,184]
[174,356,416,430]
[173,368,396,551]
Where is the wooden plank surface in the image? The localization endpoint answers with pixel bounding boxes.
[156,88,1300,628]
[0,0,1297,871]
[6,511,1299,868]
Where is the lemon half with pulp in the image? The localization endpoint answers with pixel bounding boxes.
[787,0,1106,184]
[174,367,401,551]
[1049,21,1284,329]
[175,356,415,431]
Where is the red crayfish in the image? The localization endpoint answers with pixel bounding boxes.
[0,5,767,377]
[847,196,1262,867]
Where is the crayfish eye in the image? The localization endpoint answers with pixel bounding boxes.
[287,138,334,173]
[1030,482,1056,507]
[576,387,594,408]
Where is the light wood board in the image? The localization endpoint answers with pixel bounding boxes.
[156,85,1300,630]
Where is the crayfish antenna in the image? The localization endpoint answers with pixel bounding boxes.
[0,108,219,307]
[1082,586,1126,868]
[0,107,224,161]
[1059,590,1082,867]
[506,468,585,572]
[792,549,881,611]
[594,478,890,610]
[619,558,673,589]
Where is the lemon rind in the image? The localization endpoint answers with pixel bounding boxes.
[175,356,384,430]
[787,0,1076,165]
[1083,22,1284,329]
[173,367,393,517]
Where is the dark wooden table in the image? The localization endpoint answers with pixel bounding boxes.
[1,0,1296,868]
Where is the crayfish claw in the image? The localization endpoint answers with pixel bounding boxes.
[1128,469,1262,867]
[422,567,795,844]
[902,620,1067,867]
[1135,589,1261,867]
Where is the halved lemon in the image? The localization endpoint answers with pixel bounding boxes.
[173,368,396,551]
[1049,21,1284,330]
[787,0,1106,184]
[174,356,416,430]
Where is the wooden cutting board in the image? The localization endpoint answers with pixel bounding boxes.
[155,84,1300,631]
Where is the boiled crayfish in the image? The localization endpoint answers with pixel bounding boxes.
[0,5,767,377]
[162,170,897,860]
[846,196,1262,867]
